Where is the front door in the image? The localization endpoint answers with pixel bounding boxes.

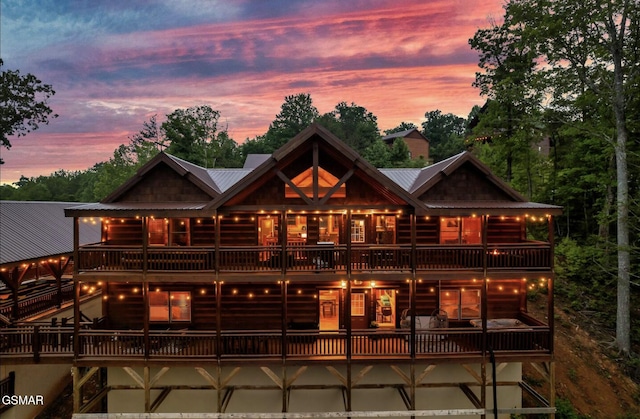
[318,289,340,331]
[350,291,368,329]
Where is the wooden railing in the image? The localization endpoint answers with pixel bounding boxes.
[415,246,484,270]
[0,282,74,322]
[77,242,551,273]
[77,246,215,272]
[486,243,552,270]
[1,325,551,362]
[0,372,16,414]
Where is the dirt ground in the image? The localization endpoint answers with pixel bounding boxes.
[525,299,640,418]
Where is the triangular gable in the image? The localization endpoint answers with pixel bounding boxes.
[411,151,525,202]
[102,152,219,203]
[206,123,426,211]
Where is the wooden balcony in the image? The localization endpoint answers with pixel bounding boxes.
[0,324,551,363]
[77,242,552,274]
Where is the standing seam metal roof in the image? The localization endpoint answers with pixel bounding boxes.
[0,201,102,265]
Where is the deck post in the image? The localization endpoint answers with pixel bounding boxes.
[549,361,556,419]
[548,215,555,355]
[143,281,150,358]
[346,210,352,276]
[142,216,149,358]
[73,217,80,358]
[72,366,80,413]
[481,215,489,356]
[481,362,487,419]
[216,280,222,362]
[345,277,352,412]
[281,279,288,361]
[144,366,150,412]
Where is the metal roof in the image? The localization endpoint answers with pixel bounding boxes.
[243,154,271,169]
[382,128,420,140]
[0,201,102,265]
[207,169,254,193]
[379,168,421,191]
[422,200,562,214]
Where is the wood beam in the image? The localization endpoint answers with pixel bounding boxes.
[78,386,109,414]
[318,168,354,205]
[196,367,219,390]
[459,383,483,408]
[260,366,283,389]
[276,170,314,205]
[312,141,319,202]
[351,365,373,386]
[285,366,308,388]
[325,366,347,387]
[416,364,437,384]
[150,388,172,413]
[389,365,411,386]
[461,364,483,385]
[122,367,145,388]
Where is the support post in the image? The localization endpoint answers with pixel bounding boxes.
[73,217,80,358]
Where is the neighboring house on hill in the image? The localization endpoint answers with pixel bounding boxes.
[1,124,560,418]
[382,128,430,161]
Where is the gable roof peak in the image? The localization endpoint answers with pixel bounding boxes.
[101,151,220,202]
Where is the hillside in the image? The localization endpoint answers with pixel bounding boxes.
[526,295,640,418]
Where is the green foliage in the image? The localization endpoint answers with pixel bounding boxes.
[0,59,58,164]
[318,101,380,155]
[421,110,466,162]
[239,94,319,155]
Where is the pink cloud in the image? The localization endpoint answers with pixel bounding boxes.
[1,0,505,185]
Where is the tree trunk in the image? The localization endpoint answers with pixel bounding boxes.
[611,21,630,353]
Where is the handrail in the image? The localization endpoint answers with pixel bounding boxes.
[1,325,551,362]
[76,242,552,273]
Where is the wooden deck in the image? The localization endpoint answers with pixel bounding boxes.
[0,325,551,364]
[76,242,552,274]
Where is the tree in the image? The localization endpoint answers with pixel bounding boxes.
[496,0,639,354]
[265,93,319,149]
[469,19,543,183]
[318,102,380,154]
[163,105,241,168]
[421,110,467,162]
[0,59,58,164]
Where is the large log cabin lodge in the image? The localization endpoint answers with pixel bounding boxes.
[3,123,561,417]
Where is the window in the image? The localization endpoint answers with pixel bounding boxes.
[148,218,168,246]
[148,218,190,246]
[285,167,346,199]
[440,217,482,244]
[375,215,396,244]
[351,293,365,316]
[351,219,365,243]
[149,291,191,322]
[440,289,480,320]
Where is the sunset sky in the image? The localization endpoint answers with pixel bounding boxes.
[1,0,505,185]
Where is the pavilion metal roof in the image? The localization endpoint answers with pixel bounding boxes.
[0,201,102,265]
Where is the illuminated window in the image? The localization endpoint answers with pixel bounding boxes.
[351,219,365,243]
[440,289,480,320]
[285,167,346,199]
[149,291,191,322]
[440,217,481,244]
[148,218,190,246]
[351,293,365,316]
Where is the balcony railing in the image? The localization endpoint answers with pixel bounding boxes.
[1,325,551,362]
[76,242,551,274]
[0,282,75,321]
